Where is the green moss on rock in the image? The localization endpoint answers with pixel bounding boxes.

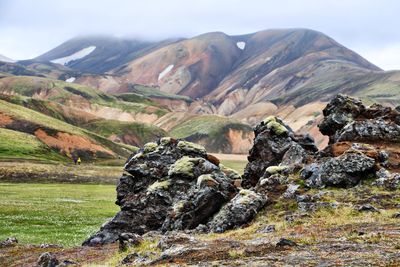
[263,116,288,135]
[160,137,172,146]
[147,180,171,193]
[143,142,158,153]
[265,165,288,175]
[177,140,206,155]
[220,164,242,180]
[168,156,201,178]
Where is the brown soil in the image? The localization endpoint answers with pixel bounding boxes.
[34,129,115,158]
[0,112,13,127]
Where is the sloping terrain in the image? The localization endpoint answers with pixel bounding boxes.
[0,99,134,160]
[35,36,181,74]
[170,115,254,154]
[3,28,397,154]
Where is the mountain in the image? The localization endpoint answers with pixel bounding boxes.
[0,54,15,63]
[5,28,400,152]
[35,36,181,74]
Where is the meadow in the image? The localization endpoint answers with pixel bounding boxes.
[0,158,247,247]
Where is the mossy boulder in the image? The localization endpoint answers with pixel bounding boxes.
[143,142,158,153]
[177,140,206,155]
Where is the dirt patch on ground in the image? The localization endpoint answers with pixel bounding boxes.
[34,129,115,159]
[0,112,13,127]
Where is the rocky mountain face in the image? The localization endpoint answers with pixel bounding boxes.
[3,28,400,155]
[29,29,400,148]
[83,95,399,264]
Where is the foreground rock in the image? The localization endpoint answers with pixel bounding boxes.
[242,116,317,188]
[84,138,265,245]
[84,94,399,248]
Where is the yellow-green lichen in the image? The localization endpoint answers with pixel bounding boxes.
[160,137,172,146]
[265,165,288,175]
[147,180,171,192]
[168,156,201,178]
[143,142,158,153]
[177,140,206,155]
[263,116,288,135]
[220,164,242,180]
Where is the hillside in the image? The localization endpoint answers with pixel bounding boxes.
[35,36,181,74]
[0,99,135,161]
[57,29,400,132]
[3,28,398,153]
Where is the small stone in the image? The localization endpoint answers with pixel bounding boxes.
[0,237,18,248]
[37,252,59,267]
[258,225,276,233]
[392,212,400,218]
[357,204,380,213]
[276,238,297,247]
[119,233,143,252]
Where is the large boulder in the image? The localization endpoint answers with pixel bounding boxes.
[300,151,376,188]
[319,94,400,144]
[242,116,317,188]
[84,138,263,246]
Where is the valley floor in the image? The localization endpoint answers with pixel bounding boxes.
[0,158,399,266]
[0,182,399,266]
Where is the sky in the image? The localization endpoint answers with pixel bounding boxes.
[0,0,399,70]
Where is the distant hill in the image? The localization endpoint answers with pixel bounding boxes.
[0,54,15,63]
[2,28,399,153]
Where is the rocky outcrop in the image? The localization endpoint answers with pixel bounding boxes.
[83,138,265,246]
[84,94,400,248]
[242,116,317,188]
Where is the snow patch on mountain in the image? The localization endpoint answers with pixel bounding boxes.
[236,42,246,50]
[158,64,174,80]
[51,46,96,65]
[65,77,76,83]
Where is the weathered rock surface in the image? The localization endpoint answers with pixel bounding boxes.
[242,116,317,188]
[300,151,376,188]
[83,138,266,246]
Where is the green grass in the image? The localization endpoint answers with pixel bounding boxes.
[0,183,117,247]
[0,100,134,158]
[131,84,192,102]
[220,160,247,175]
[83,119,166,145]
[0,128,67,162]
[170,115,252,139]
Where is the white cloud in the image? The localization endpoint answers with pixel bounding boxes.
[0,0,399,69]
[356,44,400,71]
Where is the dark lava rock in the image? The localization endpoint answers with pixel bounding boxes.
[373,171,400,190]
[357,204,380,213]
[242,116,317,188]
[276,238,297,247]
[208,189,267,233]
[0,237,18,248]
[319,94,400,145]
[83,138,256,246]
[257,224,276,233]
[319,94,366,143]
[118,232,143,252]
[300,151,375,188]
[37,253,59,267]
